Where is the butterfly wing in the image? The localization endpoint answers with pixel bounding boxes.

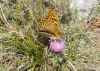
[37,9,60,39]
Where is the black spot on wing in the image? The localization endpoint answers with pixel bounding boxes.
[52,17,57,22]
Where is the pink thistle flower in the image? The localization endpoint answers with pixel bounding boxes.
[50,39,66,52]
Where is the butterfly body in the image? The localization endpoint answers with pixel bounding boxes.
[37,9,61,39]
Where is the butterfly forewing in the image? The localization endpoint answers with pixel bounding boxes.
[37,9,60,39]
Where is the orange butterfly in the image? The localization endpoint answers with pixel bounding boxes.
[37,9,61,39]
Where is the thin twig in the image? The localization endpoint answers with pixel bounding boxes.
[0,4,12,28]
[67,60,77,71]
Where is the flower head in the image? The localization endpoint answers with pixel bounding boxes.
[50,39,66,52]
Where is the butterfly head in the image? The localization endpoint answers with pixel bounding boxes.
[52,34,61,39]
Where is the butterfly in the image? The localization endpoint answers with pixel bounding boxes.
[37,9,61,39]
